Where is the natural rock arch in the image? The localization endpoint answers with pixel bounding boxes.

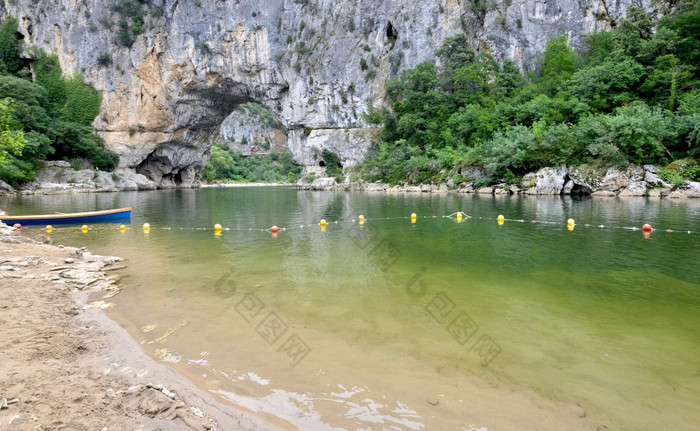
[95,29,289,188]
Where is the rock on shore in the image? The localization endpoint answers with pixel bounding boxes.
[0,162,157,195]
[298,164,700,198]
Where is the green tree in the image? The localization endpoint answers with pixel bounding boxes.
[202,145,235,181]
[435,33,476,91]
[33,53,66,113]
[568,57,645,112]
[62,73,102,126]
[0,16,24,75]
[495,59,525,97]
[540,34,578,93]
[0,98,26,166]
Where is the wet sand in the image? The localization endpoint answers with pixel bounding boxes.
[0,226,289,431]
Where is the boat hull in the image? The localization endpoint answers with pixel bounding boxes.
[1,207,132,226]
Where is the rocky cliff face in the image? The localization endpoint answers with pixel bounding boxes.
[1,0,656,187]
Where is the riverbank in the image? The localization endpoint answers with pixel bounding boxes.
[200,182,293,188]
[299,164,700,198]
[0,225,287,431]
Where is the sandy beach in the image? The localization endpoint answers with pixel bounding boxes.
[0,226,288,431]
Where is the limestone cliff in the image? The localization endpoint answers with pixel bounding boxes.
[0,0,658,187]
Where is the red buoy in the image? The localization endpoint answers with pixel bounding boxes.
[13,223,21,229]
[642,224,652,232]
[270,225,279,233]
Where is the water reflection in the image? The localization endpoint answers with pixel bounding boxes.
[2,189,699,430]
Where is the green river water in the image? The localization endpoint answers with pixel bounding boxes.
[2,187,699,430]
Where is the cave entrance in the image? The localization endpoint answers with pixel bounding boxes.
[386,21,398,43]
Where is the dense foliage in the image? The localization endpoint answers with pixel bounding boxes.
[0,16,118,187]
[357,1,700,185]
[201,143,302,183]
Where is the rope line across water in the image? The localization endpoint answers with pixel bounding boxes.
[31,212,697,235]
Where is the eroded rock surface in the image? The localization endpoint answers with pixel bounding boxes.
[0,0,656,186]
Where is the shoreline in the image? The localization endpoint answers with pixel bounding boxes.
[200,183,294,188]
[0,226,286,431]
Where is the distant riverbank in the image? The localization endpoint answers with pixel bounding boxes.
[299,164,700,199]
[200,182,293,188]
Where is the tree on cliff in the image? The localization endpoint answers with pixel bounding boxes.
[357,2,700,185]
[0,15,118,187]
[0,98,26,167]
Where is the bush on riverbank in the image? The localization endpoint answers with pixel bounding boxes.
[0,16,118,187]
[355,1,700,186]
[201,143,302,183]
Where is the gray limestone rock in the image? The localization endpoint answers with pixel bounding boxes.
[0,0,653,186]
[599,168,631,192]
[524,166,568,195]
[644,170,672,188]
[676,181,700,198]
[567,165,607,194]
[618,181,648,197]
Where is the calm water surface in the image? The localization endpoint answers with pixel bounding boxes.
[3,188,699,430]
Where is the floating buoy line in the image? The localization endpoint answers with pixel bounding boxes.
[16,210,696,237]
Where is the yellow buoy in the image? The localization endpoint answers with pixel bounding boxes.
[320,219,327,228]
[81,225,88,233]
[358,215,365,225]
[120,224,126,232]
[497,214,504,225]
[45,225,53,233]
[567,218,575,226]
[320,225,326,232]
[143,222,150,233]
[214,223,222,232]
[456,212,463,222]
[411,213,417,224]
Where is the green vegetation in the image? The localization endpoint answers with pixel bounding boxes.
[0,98,26,167]
[321,149,344,182]
[0,16,118,187]
[356,3,700,185]
[111,0,150,46]
[201,143,302,183]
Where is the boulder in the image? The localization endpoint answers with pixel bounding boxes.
[618,181,647,197]
[456,184,475,194]
[644,170,671,188]
[0,180,14,194]
[476,186,494,194]
[599,167,630,192]
[676,181,700,198]
[648,188,671,198]
[567,164,607,194]
[626,165,645,182]
[524,166,568,195]
[667,191,688,199]
[460,166,493,183]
